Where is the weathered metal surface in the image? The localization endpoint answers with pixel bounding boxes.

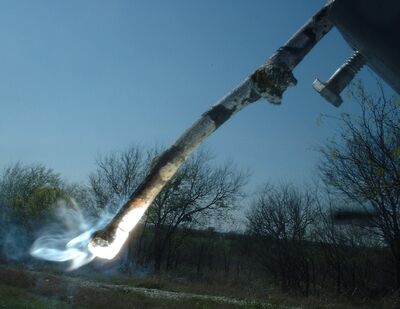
[329,0,400,95]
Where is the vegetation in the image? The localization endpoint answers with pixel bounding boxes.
[319,81,400,288]
[0,81,399,307]
[246,183,316,295]
[0,163,64,224]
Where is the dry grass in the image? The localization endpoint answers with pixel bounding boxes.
[0,265,247,308]
[0,264,398,309]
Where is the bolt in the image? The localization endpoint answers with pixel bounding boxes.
[313,50,365,107]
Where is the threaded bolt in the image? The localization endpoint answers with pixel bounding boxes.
[313,50,366,107]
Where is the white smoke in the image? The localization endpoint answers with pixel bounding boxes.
[30,200,113,270]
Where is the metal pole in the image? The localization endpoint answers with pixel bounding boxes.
[88,4,334,260]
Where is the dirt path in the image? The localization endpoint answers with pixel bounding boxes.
[64,274,246,306]
[0,265,261,308]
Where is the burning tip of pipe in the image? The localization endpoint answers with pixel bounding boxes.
[88,226,129,260]
[88,205,148,260]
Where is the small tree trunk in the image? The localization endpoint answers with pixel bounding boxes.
[395,256,400,290]
[154,255,162,273]
[336,263,342,294]
[166,238,172,271]
[136,220,148,263]
[196,243,205,275]
[153,227,163,273]
[304,260,310,297]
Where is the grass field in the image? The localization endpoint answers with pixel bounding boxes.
[0,265,269,308]
[0,264,397,308]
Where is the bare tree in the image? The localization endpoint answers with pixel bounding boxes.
[246,183,316,295]
[318,80,400,287]
[89,146,147,209]
[147,149,248,272]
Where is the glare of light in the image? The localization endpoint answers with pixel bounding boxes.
[88,206,147,260]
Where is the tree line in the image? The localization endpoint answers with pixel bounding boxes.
[0,81,399,300]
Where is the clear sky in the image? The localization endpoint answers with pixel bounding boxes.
[0,1,378,189]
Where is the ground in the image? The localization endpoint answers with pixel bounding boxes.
[0,265,274,309]
[0,264,396,308]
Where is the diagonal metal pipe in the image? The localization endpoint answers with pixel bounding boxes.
[88,4,334,260]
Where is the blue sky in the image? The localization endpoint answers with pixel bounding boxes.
[0,1,380,189]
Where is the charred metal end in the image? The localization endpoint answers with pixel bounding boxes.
[90,229,114,247]
[89,225,130,260]
[313,51,366,107]
[90,220,121,247]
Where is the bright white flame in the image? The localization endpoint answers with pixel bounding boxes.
[88,206,147,260]
[30,200,110,270]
